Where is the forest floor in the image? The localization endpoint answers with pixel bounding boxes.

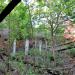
[0,49,75,75]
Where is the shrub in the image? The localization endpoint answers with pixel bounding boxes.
[69,48,75,57]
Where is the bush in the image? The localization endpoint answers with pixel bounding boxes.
[69,48,75,57]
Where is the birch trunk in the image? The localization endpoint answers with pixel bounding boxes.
[39,40,42,53]
[34,39,37,48]
[45,40,47,50]
[25,39,29,55]
[12,39,16,55]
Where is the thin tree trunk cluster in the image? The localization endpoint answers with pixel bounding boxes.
[12,38,49,55]
[12,39,29,55]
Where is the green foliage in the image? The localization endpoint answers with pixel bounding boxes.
[0,0,75,41]
[10,51,25,61]
[70,48,75,57]
[5,2,33,40]
[29,48,54,61]
[29,48,41,56]
[55,27,64,34]
[0,0,75,74]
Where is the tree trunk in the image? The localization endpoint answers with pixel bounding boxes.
[39,40,42,53]
[50,21,56,66]
[34,39,37,48]
[12,39,16,55]
[45,40,47,50]
[51,36,56,66]
[25,39,29,55]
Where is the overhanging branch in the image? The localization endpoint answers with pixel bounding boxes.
[0,0,21,22]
